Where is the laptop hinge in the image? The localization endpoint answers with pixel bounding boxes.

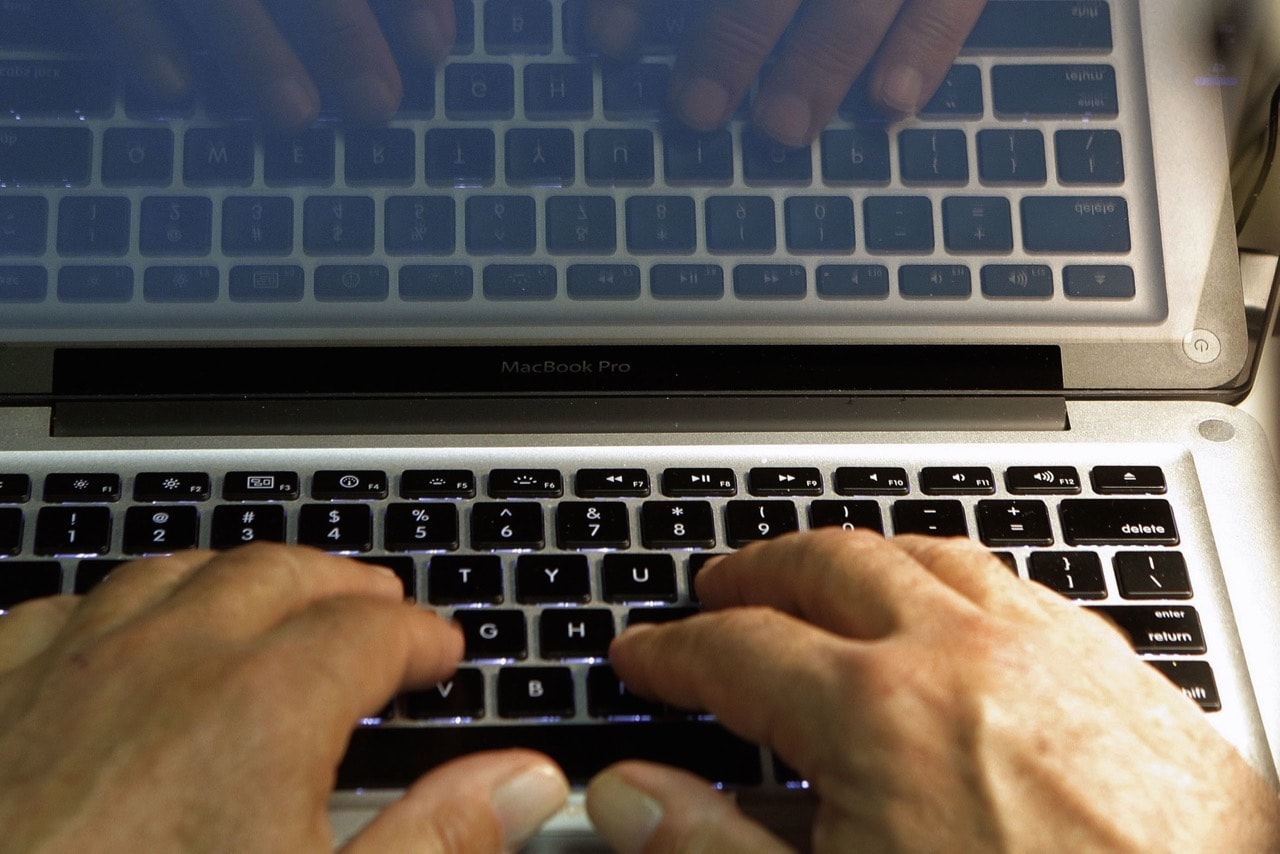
[50,394,1069,437]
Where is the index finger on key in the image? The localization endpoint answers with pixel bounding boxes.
[866,0,989,115]
[584,0,657,60]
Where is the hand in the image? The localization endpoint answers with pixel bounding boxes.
[0,545,568,851]
[585,530,1280,851]
[79,0,456,127]
[587,0,988,146]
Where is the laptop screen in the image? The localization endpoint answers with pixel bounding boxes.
[0,0,1268,405]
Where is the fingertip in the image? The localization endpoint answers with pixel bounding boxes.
[405,5,454,64]
[751,92,814,148]
[587,0,643,59]
[260,75,321,129]
[672,76,733,132]
[874,63,925,116]
[586,766,665,854]
[490,759,571,848]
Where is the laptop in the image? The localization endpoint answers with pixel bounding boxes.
[1,0,1278,845]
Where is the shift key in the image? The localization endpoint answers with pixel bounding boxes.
[1060,499,1178,545]
[0,128,93,186]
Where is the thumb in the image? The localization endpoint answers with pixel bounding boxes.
[341,750,569,853]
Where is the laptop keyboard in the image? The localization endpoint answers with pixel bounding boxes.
[0,0,1168,338]
[0,457,1222,787]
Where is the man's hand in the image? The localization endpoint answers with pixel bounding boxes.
[586,530,1280,851]
[0,545,568,851]
[587,0,988,145]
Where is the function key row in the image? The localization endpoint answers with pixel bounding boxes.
[0,466,1168,505]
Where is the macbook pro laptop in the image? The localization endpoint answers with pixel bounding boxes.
[1,0,1278,845]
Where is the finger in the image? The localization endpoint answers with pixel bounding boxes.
[0,596,80,672]
[889,534,1031,612]
[866,0,989,115]
[78,0,191,100]
[163,544,406,639]
[61,551,213,639]
[751,0,906,145]
[343,750,568,853]
[585,0,658,59]
[609,608,847,771]
[374,0,455,64]
[668,0,803,131]
[587,761,791,854]
[266,0,404,122]
[696,528,961,638]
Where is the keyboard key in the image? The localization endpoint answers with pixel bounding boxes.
[123,505,199,555]
[222,197,294,256]
[0,59,114,117]
[313,470,388,500]
[0,266,44,302]
[455,609,527,660]
[34,506,112,556]
[943,197,1013,253]
[0,507,21,555]
[602,553,678,603]
[484,264,556,299]
[223,471,300,501]
[734,265,805,300]
[965,1,1113,51]
[821,129,891,185]
[1027,551,1107,599]
[567,264,641,299]
[1022,197,1130,253]
[404,669,486,720]
[664,129,734,185]
[663,468,736,497]
[1056,129,1125,185]
[516,554,592,603]
[817,265,890,299]
[74,559,123,594]
[183,128,255,186]
[57,267,133,303]
[627,607,699,627]
[427,554,503,604]
[143,266,219,303]
[641,501,716,549]
[687,552,726,602]
[557,501,630,549]
[1114,552,1193,600]
[1005,466,1082,494]
[297,504,373,552]
[490,469,563,498]
[400,265,474,300]
[315,265,390,302]
[445,63,515,119]
[101,128,175,186]
[576,469,650,498]
[919,65,983,118]
[976,500,1053,546]
[726,501,800,546]
[748,468,823,497]
[524,63,593,119]
[809,500,884,534]
[210,504,287,548]
[706,197,776,253]
[386,196,456,255]
[345,127,416,185]
[900,266,972,299]
[140,197,213,257]
[385,503,460,552]
[603,63,670,118]
[993,65,1118,118]
[786,196,855,252]
[498,667,574,718]
[1060,499,1178,546]
[401,470,476,499]
[466,195,537,254]
[57,197,130,257]
[547,196,617,253]
[742,131,812,184]
[651,264,724,299]
[485,0,554,54]
[981,265,1054,299]
[304,196,376,255]
[0,197,47,256]
[1091,466,1166,494]
[134,473,211,502]
[264,129,335,186]
[900,130,969,185]
[587,666,665,718]
[921,467,996,495]
[1150,661,1220,712]
[45,474,121,503]
[540,609,615,659]
[472,502,545,549]
[0,475,31,503]
[425,128,496,186]
[834,467,908,495]
[626,196,697,253]
[0,128,92,186]
[1088,605,1205,654]
[0,0,89,49]
[585,129,655,185]
[0,561,62,608]
[864,197,933,253]
[1064,265,1135,299]
[892,500,967,537]
[506,128,575,186]
[977,130,1047,185]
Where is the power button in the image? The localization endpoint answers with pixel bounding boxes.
[1182,329,1221,364]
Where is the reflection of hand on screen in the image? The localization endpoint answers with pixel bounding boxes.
[587,0,988,146]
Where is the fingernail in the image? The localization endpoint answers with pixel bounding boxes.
[264,76,318,127]
[406,7,450,63]
[700,555,726,572]
[491,763,570,848]
[142,53,187,99]
[587,771,664,854]
[590,1,642,57]
[753,92,812,148]
[343,72,400,121]
[676,76,732,131]
[878,65,924,115]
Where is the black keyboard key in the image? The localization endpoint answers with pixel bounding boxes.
[0,268,42,301]
[385,197,455,255]
[977,129,1047,185]
[834,467,908,496]
[524,63,593,118]
[1060,499,1178,546]
[263,129,335,186]
[943,197,1013,253]
[498,667,575,718]
[726,501,800,547]
[705,197,776,254]
[664,129,734,185]
[425,128,496,187]
[891,501,968,537]
[587,666,665,719]
[404,669,486,720]
[0,474,32,503]
[385,503,460,552]
[585,129,655,185]
[315,265,390,302]
[965,1,1112,52]
[134,473,210,502]
[0,507,21,555]
[515,554,592,603]
[921,467,995,495]
[742,131,812,185]
[576,469,650,498]
[0,561,62,608]
[1150,661,1220,712]
[472,502,545,549]
[650,264,724,299]
[567,264,642,300]
[687,552,727,602]
[0,128,92,186]
[297,504,373,552]
[734,264,805,300]
[1056,129,1125,185]
[222,197,294,256]
[140,197,214,257]
[602,553,678,603]
[663,468,736,497]
[345,127,416,185]
[506,128,576,187]
[981,265,1054,299]
[641,501,716,549]
[223,471,300,501]
[313,470,388,500]
[1088,606,1206,654]
[626,196,697,253]
[603,63,670,118]
[820,129,891,185]
[45,474,121,503]
[540,609,615,659]
[484,264,556,299]
[303,196,376,255]
[1091,466,1166,494]
[445,63,515,119]
[0,59,114,117]
[557,501,630,549]
[547,196,617,253]
[899,130,969,185]
[485,0,554,54]
[489,469,563,498]
[1114,552,1193,600]
[466,195,537,254]
[74,559,124,594]
[184,128,255,186]
[57,197,131,257]
[817,265,891,299]
[454,609,527,660]
[210,504,287,549]
[401,470,476,499]
[0,0,89,49]
[748,468,823,497]
[976,500,1053,547]
[1022,197,1130,253]
[34,506,112,556]
[864,197,933,253]
[143,266,219,303]
[809,500,883,534]
[123,505,199,555]
[1027,551,1107,599]
[919,65,983,118]
[57,266,133,303]
[426,554,503,604]
[1064,265,1135,299]
[354,556,416,599]
[785,196,856,252]
[993,65,1118,118]
[101,128,175,186]
[0,197,47,256]
[337,722,762,787]
[400,265,475,301]
[1005,466,1082,495]
[901,265,972,299]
